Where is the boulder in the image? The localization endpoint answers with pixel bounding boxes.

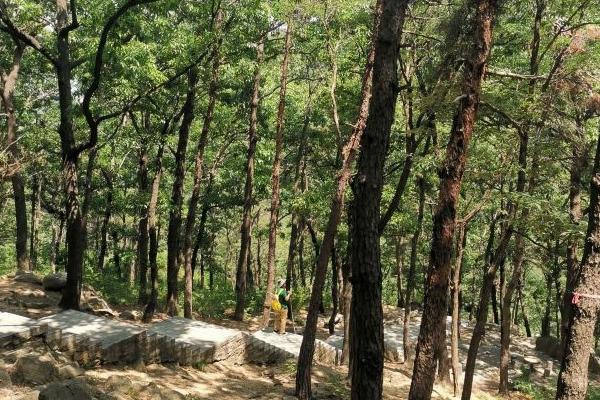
[12,353,59,385]
[119,310,141,321]
[38,379,92,400]
[58,364,84,379]
[14,271,43,285]
[0,368,11,387]
[81,296,117,316]
[43,273,67,292]
[16,391,40,400]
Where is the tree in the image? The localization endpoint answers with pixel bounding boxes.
[409,0,498,397]
[261,19,293,326]
[166,68,198,316]
[0,34,28,271]
[234,37,264,321]
[556,125,600,400]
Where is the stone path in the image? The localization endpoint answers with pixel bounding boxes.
[252,330,340,365]
[2,310,341,368]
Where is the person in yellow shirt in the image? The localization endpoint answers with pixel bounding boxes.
[274,278,292,335]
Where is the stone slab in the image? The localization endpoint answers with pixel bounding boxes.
[252,330,339,365]
[39,310,144,349]
[38,310,145,363]
[0,311,46,345]
[148,317,246,364]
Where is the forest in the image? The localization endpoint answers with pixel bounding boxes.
[1,0,600,399]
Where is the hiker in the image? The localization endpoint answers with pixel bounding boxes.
[274,278,292,335]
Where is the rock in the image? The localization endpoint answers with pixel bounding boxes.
[120,310,141,321]
[0,368,11,387]
[141,382,186,400]
[14,271,43,285]
[12,353,59,385]
[43,273,67,291]
[81,296,117,316]
[58,364,84,379]
[38,379,92,400]
[16,391,40,400]
[107,375,133,394]
[132,358,146,372]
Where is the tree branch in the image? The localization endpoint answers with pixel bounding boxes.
[487,68,547,81]
[0,2,57,66]
[79,0,160,155]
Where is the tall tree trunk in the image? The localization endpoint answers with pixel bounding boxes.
[348,1,407,398]
[341,201,354,366]
[451,224,468,396]
[491,282,500,324]
[294,0,390,392]
[499,234,525,394]
[51,215,65,272]
[555,127,600,400]
[409,0,497,397]
[142,120,169,322]
[562,120,589,347]
[97,172,113,272]
[260,21,292,326]
[396,237,406,308]
[166,68,198,316]
[183,9,222,319]
[1,41,29,271]
[112,229,121,276]
[234,38,264,321]
[404,177,426,362]
[328,243,340,334]
[30,174,41,270]
[137,145,150,304]
[541,271,553,337]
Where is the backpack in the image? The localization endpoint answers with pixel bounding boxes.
[271,293,282,311]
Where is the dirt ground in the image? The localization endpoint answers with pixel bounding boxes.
[0,274,568,399]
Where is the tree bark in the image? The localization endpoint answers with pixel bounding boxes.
[234,38,264,321]
[260,21,292,326]
[555,127,600,400]
[1,41,29,271]
[182,9,223,319]
[409,0,497,397]
[30,174,41,270]
[294,1,383,393]
[142,119,169,322]
[328,243,340,334]
[396,237,406,308]
[348,1,407,398]
[451,224,468,396]
[97,171,113,272]
[404,177,426,362]
[136,143,149,304]
[166,68,198,316]
[498,234,525,394]
[562,119,589,347]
